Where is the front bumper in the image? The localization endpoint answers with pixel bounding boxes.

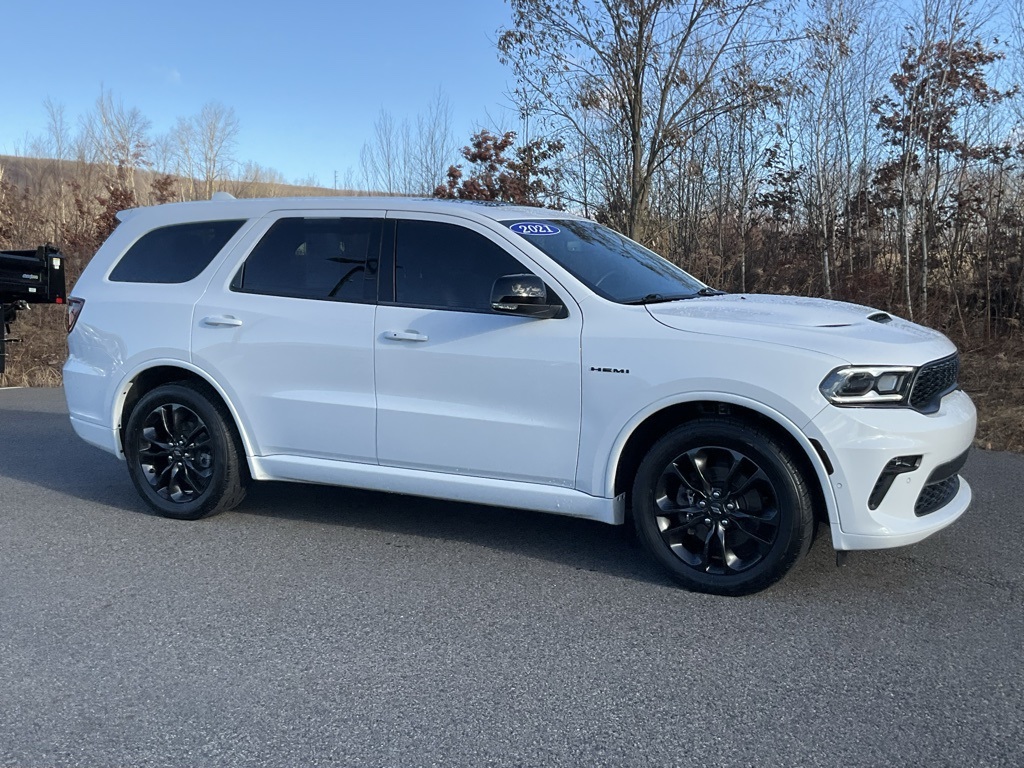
[807,389,976,550]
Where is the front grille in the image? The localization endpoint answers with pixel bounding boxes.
[909,354,959,413]
[915,476,960,516]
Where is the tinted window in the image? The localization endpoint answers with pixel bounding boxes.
[234,218,380,302]
[394,220,528,311]
[502,218,704,303]
[110,220,244,283]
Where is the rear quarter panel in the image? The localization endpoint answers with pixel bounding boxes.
[64,212,257,437]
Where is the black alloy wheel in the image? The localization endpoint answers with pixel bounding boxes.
[125,382,247,520]
[137,402,213,504]
[632,417,815,595]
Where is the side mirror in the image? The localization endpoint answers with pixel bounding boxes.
[490,274,561,319]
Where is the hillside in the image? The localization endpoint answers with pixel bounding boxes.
[0,154,361,200]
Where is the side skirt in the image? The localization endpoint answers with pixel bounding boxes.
[251,455,624,525]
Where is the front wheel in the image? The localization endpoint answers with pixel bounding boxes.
[631,417,815,596]
[124,382,248,520]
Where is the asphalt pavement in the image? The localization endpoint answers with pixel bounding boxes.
[1,387,1021,767]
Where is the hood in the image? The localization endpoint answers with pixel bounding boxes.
[646,294,957,365]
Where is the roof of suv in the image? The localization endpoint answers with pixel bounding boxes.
[117,196,583,226]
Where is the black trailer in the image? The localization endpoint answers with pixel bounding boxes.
[0,245,66,374]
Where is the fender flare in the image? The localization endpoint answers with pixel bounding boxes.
[602,391,840,530]
[111,359,258,464]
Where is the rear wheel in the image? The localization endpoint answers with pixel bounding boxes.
[124,383,247,520]
[631,417,815,596]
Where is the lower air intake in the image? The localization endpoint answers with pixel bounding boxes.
[915,476,960,517]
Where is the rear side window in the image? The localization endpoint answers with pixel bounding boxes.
[232,217,381,302]
[109,220,244,283]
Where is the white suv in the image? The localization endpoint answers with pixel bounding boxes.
[64,197,976,594]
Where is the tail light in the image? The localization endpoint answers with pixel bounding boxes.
[67,297,85,333]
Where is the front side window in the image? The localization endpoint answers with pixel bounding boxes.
[393,220,531,311]
[110,220,244,284]
[233,217,380,302]
[502,218,705,303]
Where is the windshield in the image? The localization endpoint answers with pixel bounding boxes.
[501,218,706,303]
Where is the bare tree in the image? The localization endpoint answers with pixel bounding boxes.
[360,109,406,194]
[42,98,71,166]
[23,99,76,242]
[789,0,882,297]
[148,131,177,178]
[873,0,1013,319]
[413,89,458,195]
[172,102,240,200]
[359,91,460,196]
[226,161,287,198]
[499,0,788,241]
[80,87,151,193]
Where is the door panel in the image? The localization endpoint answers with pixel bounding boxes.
[374,214,583,486]
[192,211,382,463]
[195,294,377,461]
[375,306,582,485]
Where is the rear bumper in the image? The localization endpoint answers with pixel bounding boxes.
[69,414,121,457]
[807,389,977,551]
[64,353,122,457]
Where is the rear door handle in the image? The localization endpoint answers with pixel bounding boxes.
[383,330,428,342]
[201,315,243,328]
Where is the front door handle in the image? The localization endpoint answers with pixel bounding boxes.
[383,330,428,342]
[201,315,243,328]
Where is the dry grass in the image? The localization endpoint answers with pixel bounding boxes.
[4,305,1021,453]
[0,305,66,388]
[958,339,1024,453]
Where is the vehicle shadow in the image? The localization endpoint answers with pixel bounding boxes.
[0,406,142,512]
[230,479,882,596]
[237,478,670,583]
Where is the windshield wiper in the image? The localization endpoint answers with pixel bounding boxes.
[624,288,727,305]
[623,293,691,305]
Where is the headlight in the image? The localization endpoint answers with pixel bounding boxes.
[819,365,917,406]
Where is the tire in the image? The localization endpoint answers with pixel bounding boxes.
[631,417,815,596]
[124,382,248,520]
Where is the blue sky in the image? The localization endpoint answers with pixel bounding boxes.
[0,0,519,185]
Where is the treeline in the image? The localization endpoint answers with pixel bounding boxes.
[495,0,1024,341]
[0,90,357,276]
[3,0,1024,346]
[0,84,476,286]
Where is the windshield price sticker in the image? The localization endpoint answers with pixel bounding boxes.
[510,222,561,236]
